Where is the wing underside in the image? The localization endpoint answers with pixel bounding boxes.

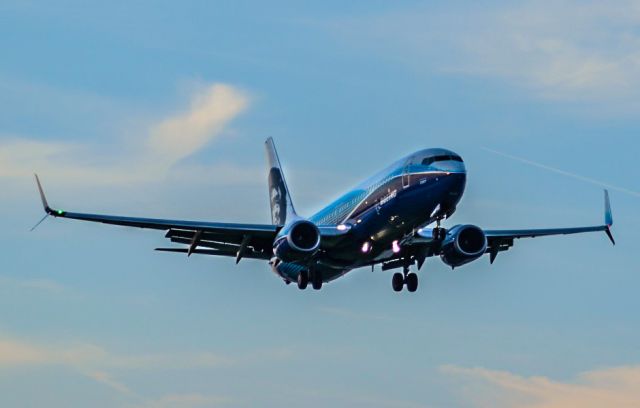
[35,175,278,261]
[34,175,351,262]
[380,190,614,268]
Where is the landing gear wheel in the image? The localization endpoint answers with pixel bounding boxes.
[392,272,404,292]
[406,273,418,292]
[297,270,309,290]
[432,227,446,240]
[311,271,323,290]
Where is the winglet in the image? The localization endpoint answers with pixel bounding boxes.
[31,174,55,231]
[34,174,64,217]
[34,174,53,215]
[604,190,613,227]
[604,190,615,245]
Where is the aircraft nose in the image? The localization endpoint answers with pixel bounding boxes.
[442,171,466,198]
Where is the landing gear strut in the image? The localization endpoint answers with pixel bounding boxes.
[432,217,447,241]
[392,265,419,292]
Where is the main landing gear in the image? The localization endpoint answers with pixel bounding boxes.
[297,270,308,290]
[392,265,418,293]
[297,269,322,290]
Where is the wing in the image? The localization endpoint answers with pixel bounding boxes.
[35,175,278,261]
[34,175,352,262]
[376,190,614,270]
[483,190,614,263]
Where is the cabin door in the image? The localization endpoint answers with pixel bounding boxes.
[402,159,411,188]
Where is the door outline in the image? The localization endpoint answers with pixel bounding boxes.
[402,160,411,189]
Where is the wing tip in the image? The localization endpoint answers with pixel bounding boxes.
[604,189,613,227]
[603,190,615,245]
[34,173,54,215]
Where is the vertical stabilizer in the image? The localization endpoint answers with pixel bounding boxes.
[265,137,297,226]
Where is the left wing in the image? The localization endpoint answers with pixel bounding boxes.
[385,190,614,269]
[481,190,614,263]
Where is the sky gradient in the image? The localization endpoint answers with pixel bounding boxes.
[1,1,639,407]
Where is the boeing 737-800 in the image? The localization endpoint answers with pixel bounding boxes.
[34,138,614,292]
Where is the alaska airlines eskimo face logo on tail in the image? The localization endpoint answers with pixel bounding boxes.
[269,168,287,225]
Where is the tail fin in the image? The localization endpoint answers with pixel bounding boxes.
[265,137,297,226]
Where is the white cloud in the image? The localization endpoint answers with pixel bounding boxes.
[129,394,235,408]
[148,84,248,163]
[317,306,393,321]
[442,364,640,408]
[0,83,250,185]
[84,370,133,395]
[0,337,231,370]
[0,335,293,403]
[333,1,640,104]
[0,276,67,293]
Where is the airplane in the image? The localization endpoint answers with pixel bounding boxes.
[33,138,615,292]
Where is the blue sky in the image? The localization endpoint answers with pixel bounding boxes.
[1,1,639,407]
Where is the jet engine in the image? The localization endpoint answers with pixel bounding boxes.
[440,224,487,267]
[273,220,321,262]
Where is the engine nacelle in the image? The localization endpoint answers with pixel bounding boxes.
[440,224,487,267]
[273,220,321,262]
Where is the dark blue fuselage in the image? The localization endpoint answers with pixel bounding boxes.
[273,148,467,282]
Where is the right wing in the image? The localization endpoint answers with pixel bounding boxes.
[35,175,278,261]
[34,175,352,262]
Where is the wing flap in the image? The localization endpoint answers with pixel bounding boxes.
[485,225,607,240]
[155,247,270,260]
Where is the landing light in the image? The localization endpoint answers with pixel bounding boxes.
[392,240,401,253]
[361,242,371,253]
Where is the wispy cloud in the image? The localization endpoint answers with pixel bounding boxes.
[0,276,67,293]
[128,393,236,408]
[0,83,250,186]
[483,147,640,198]
[442,364,640,408]
[0,337,232,370]
[0,335,293,404]
[317,306,394,321]
[332,1,640,105]
[84,370,133,395]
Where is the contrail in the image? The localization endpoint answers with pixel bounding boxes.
[482,147,640,198]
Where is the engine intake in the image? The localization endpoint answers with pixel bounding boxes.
[274,220,321,262]
[440,224,487,267]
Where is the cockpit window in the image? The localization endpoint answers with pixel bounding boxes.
[422,155,463,166]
